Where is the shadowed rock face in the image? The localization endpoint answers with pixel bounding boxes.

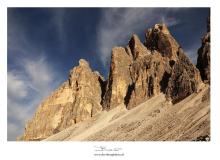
[166,48,202,103]
[103,23,202,109]
[145,24,179,60]
[125,50,171,109]
[197,17,210,83]
[20,59,104,140]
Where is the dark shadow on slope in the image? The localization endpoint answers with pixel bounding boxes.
[124,83,135,106]
[160,71,171,93]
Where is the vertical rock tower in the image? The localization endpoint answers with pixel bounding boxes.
[21,59,104,140]
[102,23,202,109]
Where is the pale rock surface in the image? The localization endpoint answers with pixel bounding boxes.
[102,47,133,110]
[20,59,104,140]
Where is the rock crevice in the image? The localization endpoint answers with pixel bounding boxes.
[196,17,210,83]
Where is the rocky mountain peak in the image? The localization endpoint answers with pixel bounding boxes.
[20,59,104,141]
[69,59,92,86]
[20,20,209,141]
[128,34,150,59]
[101,47,132,110]
[145,23,179,60]
[79,58,90,68]
[153,23,171,34]
[103,23,203,109]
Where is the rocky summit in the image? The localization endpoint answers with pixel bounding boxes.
[19,20,210,141]
[102,23,202,110]
[20,59,104,140]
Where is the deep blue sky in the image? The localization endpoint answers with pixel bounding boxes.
[7,8,210,140]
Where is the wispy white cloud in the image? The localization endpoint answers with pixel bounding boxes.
[22,57,55,95]
[8,72,29,100]
[97,8,181,65]
[161,16,180,27]
[7,12,42,58]
[7,10,64,140]
[7,55,61,140]
[49,9,66,43]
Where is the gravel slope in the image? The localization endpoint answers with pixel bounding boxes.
[45,85,210,141]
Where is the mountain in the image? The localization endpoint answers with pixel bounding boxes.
[45,85,210,141]
[18,20,210,141]
[20,59,105,140]
[197,17,210,83]
[102,24,203,111]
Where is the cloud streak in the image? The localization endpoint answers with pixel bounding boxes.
[97,8,182,66]
[49,9,66,44]
[7,55,61,140]
[8,72,29,100]
[7,9,64,140]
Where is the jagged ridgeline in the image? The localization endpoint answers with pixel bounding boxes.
[19,21,210,141]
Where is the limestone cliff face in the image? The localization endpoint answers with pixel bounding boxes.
[103,23,203,109]
[125,34,171,109]
[197,17,210,83]
[21,22,208,141]
[21,59,104,140]
[166,48,202,103]
[102,47,133,110]
[126,51,171,109]
[68,59,104,123]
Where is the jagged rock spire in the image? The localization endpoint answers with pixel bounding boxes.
[128,34,150,59]
[145,23,179,60]
[20,59,104,140]
[102,47,132,110]
[103,23,203,109]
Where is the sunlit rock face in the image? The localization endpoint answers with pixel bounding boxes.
[20,22,207,141]
[101,47,133,110]
[20,59,104,140]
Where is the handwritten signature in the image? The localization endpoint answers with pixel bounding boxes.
[93,145,124,156]
[94,145,122,152]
